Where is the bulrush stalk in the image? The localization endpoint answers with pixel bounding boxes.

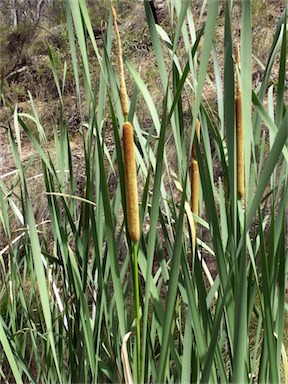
[122,121,140,242]
[235,44,244,199]
[111,5,129,118]
[112,8,141,380]
[123,121,141,382]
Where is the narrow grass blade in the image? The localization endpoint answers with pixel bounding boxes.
[156,180,187,383]
[241,0,253,204]
[0,318,22,383]
[24,185,62,381]
[68,0,91,100]
[247,112,288,228]
[141,94,169,383]
[232,225,247,383]
[47,46,64,107]
[275,7,287,127]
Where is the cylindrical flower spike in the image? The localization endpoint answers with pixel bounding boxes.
[122,122,140,242]
[235,44,244,199]
[111,5,129,118]
[190,159,199,217]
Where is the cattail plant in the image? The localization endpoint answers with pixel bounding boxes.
[122,126,141,383]
[122,121,140,242]
[1,1,287,383]
[112,6,141,383]
[111,5,129,118]
[235,44,244,199]
[111,5,140,241]
[122,120,141,383]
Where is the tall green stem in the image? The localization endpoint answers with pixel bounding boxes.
[132,241,141,383]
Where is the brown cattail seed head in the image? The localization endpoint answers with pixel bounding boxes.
[192,118,201,159]
[111,5,129,118]
[122,122,140,242]
[190,159,199,217]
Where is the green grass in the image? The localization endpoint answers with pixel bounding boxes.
[0,0,287,382]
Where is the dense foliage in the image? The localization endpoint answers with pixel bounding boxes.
[0,1,287,382]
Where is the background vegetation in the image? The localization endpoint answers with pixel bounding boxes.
[0,0,287,382]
